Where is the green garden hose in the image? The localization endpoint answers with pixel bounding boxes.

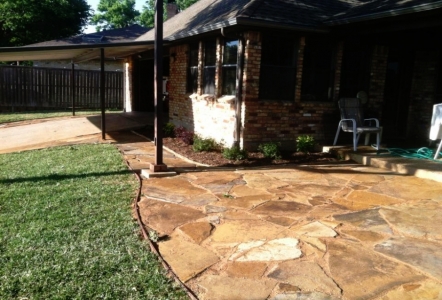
[386,147,440,161]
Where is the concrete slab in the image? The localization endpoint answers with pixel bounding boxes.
[0,113,150,153]
[327,146,442,183]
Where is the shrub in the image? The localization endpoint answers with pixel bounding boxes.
[296,135,315,153]
[163,122,175,137]
[258,142,281,159]
[222,146,248,160]
[174,126,194,145]
[193,136,218,152]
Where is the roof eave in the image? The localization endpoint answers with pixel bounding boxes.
[15,40,157,52]
[0,40,159,62]
[236,17,329,33]
[166,17,329,41]
[167,18,239,41]
[326,1,442,25]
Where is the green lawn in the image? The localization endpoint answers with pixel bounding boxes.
[0,144,187,299]
[0,109,122,124]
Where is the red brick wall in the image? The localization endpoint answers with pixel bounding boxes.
[168,44,193,129]
[162,32,438,151]
[408,50,439,139]
[367,45,389,120]
[168,42,238,146]
[242,32,343,150]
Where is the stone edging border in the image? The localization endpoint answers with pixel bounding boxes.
[130,130,212,167]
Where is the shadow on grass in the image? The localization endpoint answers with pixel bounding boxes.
[0,170,131,185]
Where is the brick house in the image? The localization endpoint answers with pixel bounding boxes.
[129,0,442,150]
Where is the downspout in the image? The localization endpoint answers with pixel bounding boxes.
[221,27,245,148]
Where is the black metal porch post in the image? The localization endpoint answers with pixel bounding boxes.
[150,0,167,172]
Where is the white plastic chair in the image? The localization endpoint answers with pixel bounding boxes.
[333,98,382,151]
[430,103,442,159]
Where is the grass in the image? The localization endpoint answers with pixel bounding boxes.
[0,109,122,124]
[0,144,187,299]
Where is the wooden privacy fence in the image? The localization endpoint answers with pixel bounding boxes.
[0,65,124,110]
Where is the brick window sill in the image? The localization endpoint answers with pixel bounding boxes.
[189,93,235,104]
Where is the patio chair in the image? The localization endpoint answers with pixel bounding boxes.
[430,103,442,159]
[333,98,381,151]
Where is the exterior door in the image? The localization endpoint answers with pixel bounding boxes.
[382,47,414,139]
[132,59,155,112]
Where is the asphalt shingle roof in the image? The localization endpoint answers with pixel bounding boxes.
[137,0,440,42]
[28,24,150,47]
[329,0,442,24]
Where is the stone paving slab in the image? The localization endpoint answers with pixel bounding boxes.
[158,233,219,282]
[375,237,442,280]
[196,275,276,300]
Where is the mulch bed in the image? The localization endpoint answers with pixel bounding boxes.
[162,137,337,167]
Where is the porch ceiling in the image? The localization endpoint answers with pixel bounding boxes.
[0,41,156,63]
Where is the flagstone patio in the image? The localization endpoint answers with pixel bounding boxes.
[1,114,440,299]
[117,134,442,300]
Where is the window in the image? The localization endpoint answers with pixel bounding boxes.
[436,50,442,103]
[259,34,298,101]
[301,38,336,102]
[203,40,216,94]
[222,39,238,95]
[187,42,199,93]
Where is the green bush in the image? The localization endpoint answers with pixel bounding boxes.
[258,142,281,159]
[193,136,218,152]
[222,146,248,160]
[163,122,175,137]
[296,135,315,153]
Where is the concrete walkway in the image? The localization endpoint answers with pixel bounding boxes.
[0,112,153,154]
[1,117,442,299]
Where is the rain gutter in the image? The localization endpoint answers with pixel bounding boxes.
[326,1,442,25]
[2,40,157,53]
[168,17,329,41]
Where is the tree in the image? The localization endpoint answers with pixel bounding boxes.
[175,0,199,11]
[138,0,199,28]
[90,0,140,32]
[0,0,91,47]
[138,0,164,28]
